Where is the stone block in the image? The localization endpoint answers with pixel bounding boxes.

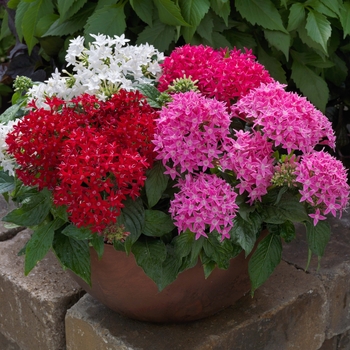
[66,261,327,350]
[0,230,84,350]
[283,212,350,338]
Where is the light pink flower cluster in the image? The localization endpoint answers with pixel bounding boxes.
[220,130,274,203]
[232,82,336,153]
[169,173,239,240]
[158,44,273,106]
[295,151,350,225]
[152,91,231,179]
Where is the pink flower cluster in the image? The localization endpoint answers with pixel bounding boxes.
[221,131,274,203]
[152,91,231,179]
[295,151,350,225]
[158,44,273,106]
[169,173,239,240]
[232,82,336,153]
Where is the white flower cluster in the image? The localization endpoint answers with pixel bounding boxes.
[0,119,20,176]
[27,34,164,107]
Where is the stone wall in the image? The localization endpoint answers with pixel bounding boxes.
[1,196,350,349]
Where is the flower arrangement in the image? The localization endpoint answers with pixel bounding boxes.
[0,34,349,295]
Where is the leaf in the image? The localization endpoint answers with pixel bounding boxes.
[59,0,89,22]
[136,84,161,108]
[35,14,60,36]
[305,10,331,54]
[153,0,189,26]
[319,0,341,17]
[145,161,169,208]
[90,234,104,259]
[235,0,288,33]
[225,31,257,51]
[3,188,51,226]
[22,0,54,54]
[264,30,290,61]
[50,204,68,222]
[287,2,305,31]
[136,20,175,52]
[62,224,92,240]
[277,195,308,222]
[24,218,65,275]
[14,1,31,41]
[131,237,167,290]
[305,220,330,257]
[340,1,350,38]
[143,210,175,237]
[211,32,232,49]
[196,11,214,43]
[53,232,91,286]
[173,229,195,258]
[0,171,15,194]
[84,4,126,38]
[291,58,329,112]
[179,0,210,42]
[267,221,295,243]
[119,197,145,253]
[130,0,154,26]
[249,233,282,294]
[230,213,261,256]
[43,3,95,37]
[210,0,230,26]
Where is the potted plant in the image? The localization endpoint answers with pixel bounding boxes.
[0,34,348,323]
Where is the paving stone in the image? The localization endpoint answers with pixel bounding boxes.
[66,261,327,350]
[0,230,84,350]
[283,212,350,338]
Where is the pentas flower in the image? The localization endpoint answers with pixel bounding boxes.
[169,173,239,240]
[158,44,273,106]
[54,128,149,233]
[295,151,350,225]
[152,91,231,179]
[220,130,274,203]
[232,82,335,154]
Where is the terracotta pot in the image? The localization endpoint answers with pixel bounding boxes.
[69,233,266,323]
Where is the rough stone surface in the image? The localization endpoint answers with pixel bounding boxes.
[283,212,350,339]
[0,331,21,350]
[0,229,84,350]
[66,261,327,350]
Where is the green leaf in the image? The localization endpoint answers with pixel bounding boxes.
[130,0,154,26]
[90,234,104,259]
[305,220,330,257]
[211,32,232,49]
[210,0,230,26]
[136,84,161,108]
[53,232,91,286]
[340,1,350,38]
[145,161,169,208]
[249,233,282,294]
[84,4,126,38]
[153,0,189,26]
[3,188,51,226]
[267,221,295,243]
[235,0,288,33]
[202,258,216,279]
[50,205,68,222]
[0,104,21,124]
[173,229,195,258]
[277,195,308,222]
[305,10,331,54]
[136,20,175,51]
[196,11,214,43]
[62,224,92,240]
[143,210,175,237]
[318,0,341,17]
[14,1,31,41]
[43,3,95,37]
[264,30,290,61]
[35,14,60,36]
[131,237,167,290]
[119,197,145,253]
[24,218,65,275]
[0,171,15,194]
[179,0,210,42]
[288,2,305,31]
[230,213,262,256]
[59,0,88,22]
[22,0,54,54]
[7,0,20,9]
[291,58,329,112]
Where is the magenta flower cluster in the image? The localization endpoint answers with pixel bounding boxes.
[220,131,274,203]
[232,82,336,153]
[296,151,350,225]
[153,91,231,179]
[169,173,239,240]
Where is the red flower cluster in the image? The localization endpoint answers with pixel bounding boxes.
[158,44,273,106]
[6,90,156,233]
